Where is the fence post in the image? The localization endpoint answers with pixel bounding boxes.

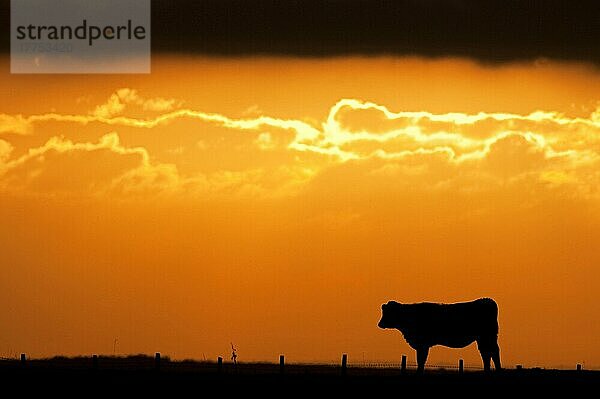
[401,355,407,374]
[20,353,26,365]
[577,364,582,371]
[280,355,285,375]
[155,352,160,371]
[341,353,347,376]
[92,354,98,370]
[217,356,223,373]
[458,359,464,374]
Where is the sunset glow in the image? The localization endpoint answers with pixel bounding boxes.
[1,55,599,368]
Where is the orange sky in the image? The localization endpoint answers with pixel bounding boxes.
[1,55,599,368]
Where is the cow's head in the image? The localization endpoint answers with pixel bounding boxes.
[378,301,402,329]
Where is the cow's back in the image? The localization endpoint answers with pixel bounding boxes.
[441,298,498,335]
[400,298,498,348]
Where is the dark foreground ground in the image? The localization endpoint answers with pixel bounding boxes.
[0,357,598,396]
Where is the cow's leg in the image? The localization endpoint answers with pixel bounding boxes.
[481,352,491,372]
[477,339,492,372]
[416,346,429,374]
[491,341,501,371]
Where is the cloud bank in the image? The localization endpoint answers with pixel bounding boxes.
[1,1,599,64]
[0,89,599,209]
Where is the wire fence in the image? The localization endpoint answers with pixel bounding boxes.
[0,354,591,372]
[349,361,483,370]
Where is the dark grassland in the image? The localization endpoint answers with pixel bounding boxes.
[0,356,598,396]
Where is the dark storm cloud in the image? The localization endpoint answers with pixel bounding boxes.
[1,1,599,63]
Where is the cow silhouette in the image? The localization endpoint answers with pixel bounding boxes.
[378,298,501,373]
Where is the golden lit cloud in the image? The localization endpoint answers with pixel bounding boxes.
[92,91,127,118]
[0,132,155,194]
[0,92,599,202]
[91,88,180,118]
[0,114,30,135]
